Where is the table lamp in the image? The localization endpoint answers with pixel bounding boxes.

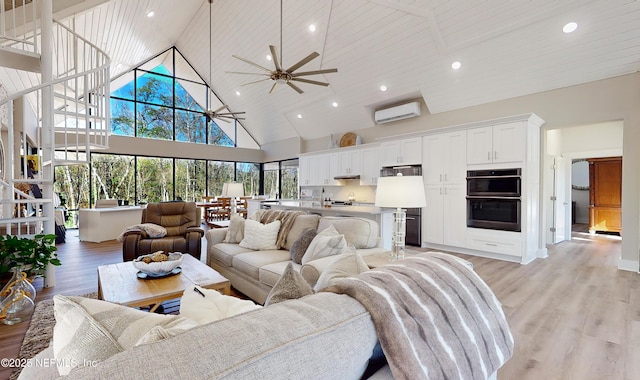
[223,182,245,216]
[375,173,426,260]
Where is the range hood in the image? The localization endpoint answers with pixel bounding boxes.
[334,174,361,180]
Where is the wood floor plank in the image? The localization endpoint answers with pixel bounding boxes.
[0,225,633,380]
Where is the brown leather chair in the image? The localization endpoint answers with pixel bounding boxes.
[122,201,204,262]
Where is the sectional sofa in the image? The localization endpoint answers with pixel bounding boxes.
[205,210,388,304]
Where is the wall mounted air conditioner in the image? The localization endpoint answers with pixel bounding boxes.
[374,101,421,124]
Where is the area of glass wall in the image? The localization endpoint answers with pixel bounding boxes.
[53,153,269,228]
[263,159,299,200]
[109,47,249,148]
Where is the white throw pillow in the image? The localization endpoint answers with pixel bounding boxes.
[239,219,281,250]
[224,214,246,243]
[313,252,369,292]
[116,223,167,243]
[301,224,347,265]
[52,295,197,376]
[180,285,262,324]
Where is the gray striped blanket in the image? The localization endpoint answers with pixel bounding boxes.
[325,252,513,380]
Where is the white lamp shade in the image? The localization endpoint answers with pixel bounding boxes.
[375,175,426,208]
[223,182,245,198]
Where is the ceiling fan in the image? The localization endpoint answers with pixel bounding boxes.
[226,0,338,94]
[203,104,245,123]
[203,0,245,123]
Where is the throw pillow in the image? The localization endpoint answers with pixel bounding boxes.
[301,224,347,265]
[285,214,321,250]
[313,252,369,292]
[116,223,167,243]
[289,228,317,264]
[264,263,314,306]
[180,285,262,324]
[52,295,197,376]
[239,219,281,250]
[223,214,246,243]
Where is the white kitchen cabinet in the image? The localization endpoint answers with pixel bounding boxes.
[380,137,422,166]
[360,147,381,185]
[338,149,362,176]
[317,153,340,186]
[298,156,317,186]
[467,122,525,165]
[423,184,467,247]
[423,131,467,184]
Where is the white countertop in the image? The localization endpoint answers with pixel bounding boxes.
[264,200,390,215]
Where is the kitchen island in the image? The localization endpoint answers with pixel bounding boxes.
[259,200,395,249]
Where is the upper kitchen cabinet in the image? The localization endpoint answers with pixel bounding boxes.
[423,131,467,184]
[380,137,422,166]
[467,122,526,165]
[299,154,339,186]
[337,149,362,177]
[360,147,381,185]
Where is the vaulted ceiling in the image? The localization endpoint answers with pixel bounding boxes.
[3,0,640,147]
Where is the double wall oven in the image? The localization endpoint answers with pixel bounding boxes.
[466,168,522,232]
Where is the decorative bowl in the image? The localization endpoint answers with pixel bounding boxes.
[133,251,183,276]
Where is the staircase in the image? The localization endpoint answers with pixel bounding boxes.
[0,0,110,284]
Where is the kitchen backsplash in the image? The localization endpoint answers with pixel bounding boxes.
[303,184,377,203]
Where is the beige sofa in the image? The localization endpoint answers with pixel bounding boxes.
[206,212,388,304]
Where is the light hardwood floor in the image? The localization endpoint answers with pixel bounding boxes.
[0,226,634,380]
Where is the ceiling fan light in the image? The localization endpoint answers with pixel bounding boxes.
[275,78,287,84]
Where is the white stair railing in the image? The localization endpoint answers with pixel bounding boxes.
[0,0,110,245]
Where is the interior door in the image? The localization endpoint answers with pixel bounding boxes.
[553,156,571,243]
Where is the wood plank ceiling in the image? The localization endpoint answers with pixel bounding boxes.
[2,0,640,147]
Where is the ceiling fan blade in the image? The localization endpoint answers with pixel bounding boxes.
[269,45,282,72]
[212,105,227,113]
[269,82,278,94]
[217,111,246,116]
[291,68,338,77]
[287,81,304,94]
[232,55,273,73]
[241,78,272,86]
[225,71,270,76]
[290,77,330,87]
[285,51,319,73]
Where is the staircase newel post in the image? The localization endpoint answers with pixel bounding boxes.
[41,0,55,288]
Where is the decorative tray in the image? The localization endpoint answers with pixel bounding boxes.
[136,267,182,280]
[339,132,357,147]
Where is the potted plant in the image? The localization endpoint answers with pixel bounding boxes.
[0,234,61,284]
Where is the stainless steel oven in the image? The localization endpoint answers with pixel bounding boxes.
[466,197,521,232]
[467,168,521,197]
[466,168,522,232]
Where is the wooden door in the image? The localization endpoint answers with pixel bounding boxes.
[588,157,622,233]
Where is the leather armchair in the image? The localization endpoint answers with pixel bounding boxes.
[122,201,204,262]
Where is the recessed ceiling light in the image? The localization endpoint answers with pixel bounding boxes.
[379,85,387,92]
[146,10,154,18]
[297,114,302,119]
[235,91,241,96]
[309,24,316,32]
[563,22,577,34]
[451,61,462,70]
[266,55,272,61]
[332,102,338,107]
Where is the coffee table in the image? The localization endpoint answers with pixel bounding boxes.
[98,254,230,312]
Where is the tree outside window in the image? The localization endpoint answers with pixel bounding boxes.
[176,159,206,201]
[137,157,174,203]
